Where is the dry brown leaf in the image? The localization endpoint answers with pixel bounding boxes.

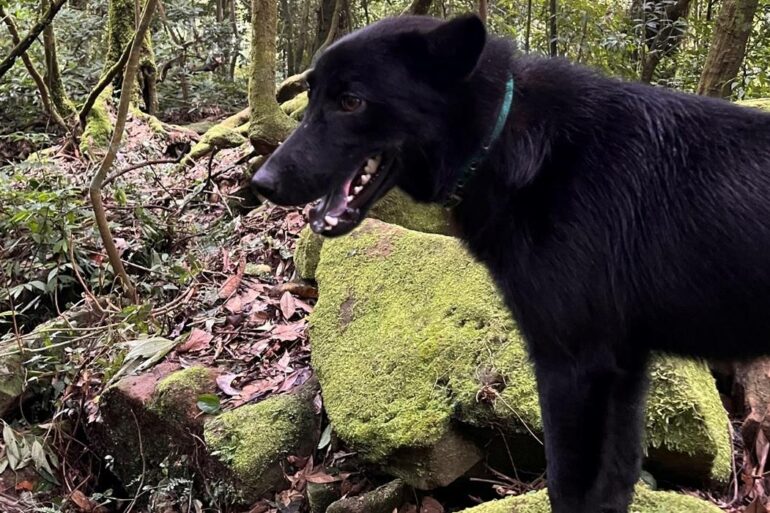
[225,286,262,314]
[177,329,213,353]
[219,256,246,299]
[15,480,34,492]
[272,320,306,342]
[280,291,297,320]
[216,373,241,396]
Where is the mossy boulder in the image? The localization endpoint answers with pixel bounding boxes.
[369,188,452,235]
[149,366,216,423]
[204,382,319,502]
[295,226,325,280]
[310,219,730,488]
[293,189,452,281]
[457,486,722,513]
[87,363,217,488]
[326,479,407,513]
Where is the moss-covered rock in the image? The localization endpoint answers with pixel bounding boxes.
[294,227,325,280]
[310,219,730,487]
[645,357,731,483]
[293,189,452,281]
[369,188,452,235]
[457,486,722,513]
[326,479,407,513]
[149,366,216,424]
[204,386,318,501]
[87,362,203,488]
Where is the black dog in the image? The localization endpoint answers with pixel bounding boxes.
[252,14,770,513]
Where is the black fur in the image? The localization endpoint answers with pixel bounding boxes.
[252,15,770,513]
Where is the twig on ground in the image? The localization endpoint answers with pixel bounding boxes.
[102,158,179,188]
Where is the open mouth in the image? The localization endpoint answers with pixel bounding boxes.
[308,153,396,236]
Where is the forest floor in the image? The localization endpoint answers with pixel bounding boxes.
[0,111,763,513]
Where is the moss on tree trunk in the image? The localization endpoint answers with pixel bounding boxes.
[42,0,76,120]
[105,0,157,112]
[248,0,296,153]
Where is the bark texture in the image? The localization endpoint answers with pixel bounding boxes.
[249,0,296,153]
[697,0,759,97]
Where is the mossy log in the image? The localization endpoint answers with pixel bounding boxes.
[174,108,251,170]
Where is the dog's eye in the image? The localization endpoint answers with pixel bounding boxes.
[339,94,363,112]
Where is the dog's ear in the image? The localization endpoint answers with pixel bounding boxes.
[398,15,486,85]
[426,15,486,80]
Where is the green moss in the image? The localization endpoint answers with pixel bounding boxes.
[645,357,731,481]
[311,219,531,460]
[80,87,113,156]
[369,188,453,235]
[280,91,309,121]
[294,227,325,280]
[150,366,214,422]
[459,486,722,513]
[310,219,730,482]
[204,393,315,499]
[177,125,247,169]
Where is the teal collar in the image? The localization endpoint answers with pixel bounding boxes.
[445,75,515,207]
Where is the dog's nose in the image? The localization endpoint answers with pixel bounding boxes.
[250,167,279,199]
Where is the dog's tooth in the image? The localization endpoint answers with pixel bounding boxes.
[365,158,378,174]
[324,215,339,227]
[346,195,354,202]
[360,174,371,185]
[354,186,363,194]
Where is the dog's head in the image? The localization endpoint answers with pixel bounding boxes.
[251,15,488,236]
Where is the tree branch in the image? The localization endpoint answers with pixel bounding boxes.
[0,0,68,81]
[0,6,68,132]
[89,0,159,304]
[78,35,135,128]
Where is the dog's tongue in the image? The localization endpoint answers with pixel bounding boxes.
[309,176,353,233]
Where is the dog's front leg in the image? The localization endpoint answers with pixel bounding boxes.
[533,353,619,513]
[595,358,649,513]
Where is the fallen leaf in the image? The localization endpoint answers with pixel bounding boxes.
[276,351,292,372]
[216,373,241,396]
[305,469,344,484]
[225,285,263,314]
[15,480,34,492]
[177,329,213,353]
[272,321,306,342]
[278,367,311,392]
[280,291,297,319]
[218,256,246,299]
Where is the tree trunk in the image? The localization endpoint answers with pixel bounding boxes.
[0,0,68,81]
[42,0,76,119]
[105,0,157,111]
[249,0,296,153]
[549,0,558,57]
[636,0,692,83]
[402,0,433,15]
[525,0,532,52]
[295,0,312,70]
[478,0,487,23]
[697,0,759,98]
